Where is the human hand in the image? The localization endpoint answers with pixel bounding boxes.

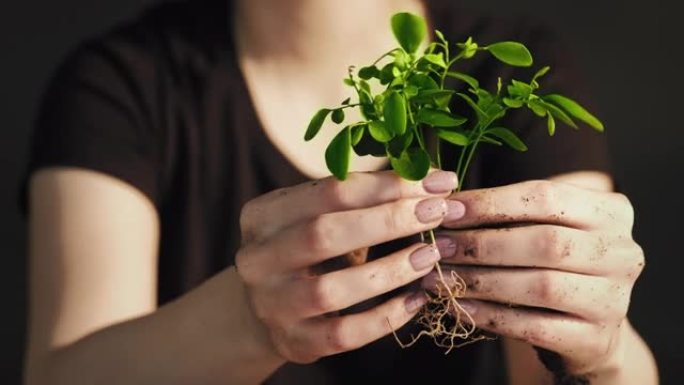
[424,180,645,376]
[236,170,463,363]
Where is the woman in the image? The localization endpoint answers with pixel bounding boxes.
[23,0,658,384]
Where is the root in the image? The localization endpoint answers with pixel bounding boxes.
[388,231,491,353]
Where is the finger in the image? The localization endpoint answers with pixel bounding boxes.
[294,291,426,358]
[435,225,622,275]
[270,243,440,318]
[442,180,632,231]
[241,170,457,241]
[423,267,621,321]
[453,299,604,360]
[239,196,453,281]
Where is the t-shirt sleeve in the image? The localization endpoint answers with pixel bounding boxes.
[476,22,612,187]
[22,36,163,211]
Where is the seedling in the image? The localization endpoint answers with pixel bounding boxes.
[305,12,604,353]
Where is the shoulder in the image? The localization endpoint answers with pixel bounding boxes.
[50,0,231,95]
[28,0,235,209]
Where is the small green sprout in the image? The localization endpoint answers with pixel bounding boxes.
[305,12,604,189]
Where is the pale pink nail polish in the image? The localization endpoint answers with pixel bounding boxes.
[405,291,428,313]
[422,171,458,193]
[435,236,457,258]
[415,198,447,223]
[421,272,440,290]
[444,200,466,222]
[409,244,441,271]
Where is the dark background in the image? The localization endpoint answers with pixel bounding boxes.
[1,0,681,383]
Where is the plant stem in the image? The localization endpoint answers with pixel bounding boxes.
[406,98,426,150]
[339,103,361,110]
[458,130,484,187]
[440,52,465,89]
[436,137,442,169]
[454,123,482,191]
[372,48,401,66]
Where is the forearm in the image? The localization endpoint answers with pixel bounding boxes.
[588,320,658,385]
[26,267,285,385]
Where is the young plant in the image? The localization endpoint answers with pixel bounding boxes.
[304,12,604,352]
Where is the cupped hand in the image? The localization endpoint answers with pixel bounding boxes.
[424,179,645,375]
[236,170,462,363]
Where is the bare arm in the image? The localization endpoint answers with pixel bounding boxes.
[25,168,282,385]
[495,171,658,385]
[26,167,461,384]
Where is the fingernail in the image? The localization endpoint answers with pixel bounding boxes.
[422,171,458,194]
[435,236,457,258]
[421,272,440,290]
[415,198,447,223]
[457,300,478,316]
[444,200,466,222]
[409,244,441,271]
[405,291,428,313]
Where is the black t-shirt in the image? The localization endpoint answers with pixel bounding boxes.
[23,0,611,383]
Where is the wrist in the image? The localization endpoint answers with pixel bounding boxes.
[583,319,658,385]
[591,321,630,378]
[224,266,286,376]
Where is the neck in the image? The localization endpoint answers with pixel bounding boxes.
[234,0,426,68]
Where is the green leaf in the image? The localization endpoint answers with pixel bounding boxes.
[379,63,397,85]
[413,89,455,105]
[547,113,556,136]
[422,53,447,68]
[507,79,533,98]
[457,36,479,59]
[359,80,371,94]
[304,108,331,141]
[373,93,386,115]
[331,109,345,124]
[435,128,469,146]
[456,92,486,119]
[404,85,419,97]
[416,108,467,127]
[407,73,439,90]
[351,124,365,146]
[325,126,351,180]
[544,94,604,131]
[435,29,447,44]
[480,135,503,146]
[503,97,524,108]
[390,148,431,181]
[389,76,405,88]
[384,91,407,135]
[541,100,577,129]
[391,12,427,54]
[393,50,410,70]
[527,99,548,117]
[341,97,351,106]
[359,90,376,120]
[476,88,495,110]
[487,127,528,151]
[445,71,480,89]
[532,66,551,82]
[343,78,355,87]
[368,121,394,143]
[486,41,533,67]
[484,103,507,122]
[358,66,378,80]
[387,129,414,157]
